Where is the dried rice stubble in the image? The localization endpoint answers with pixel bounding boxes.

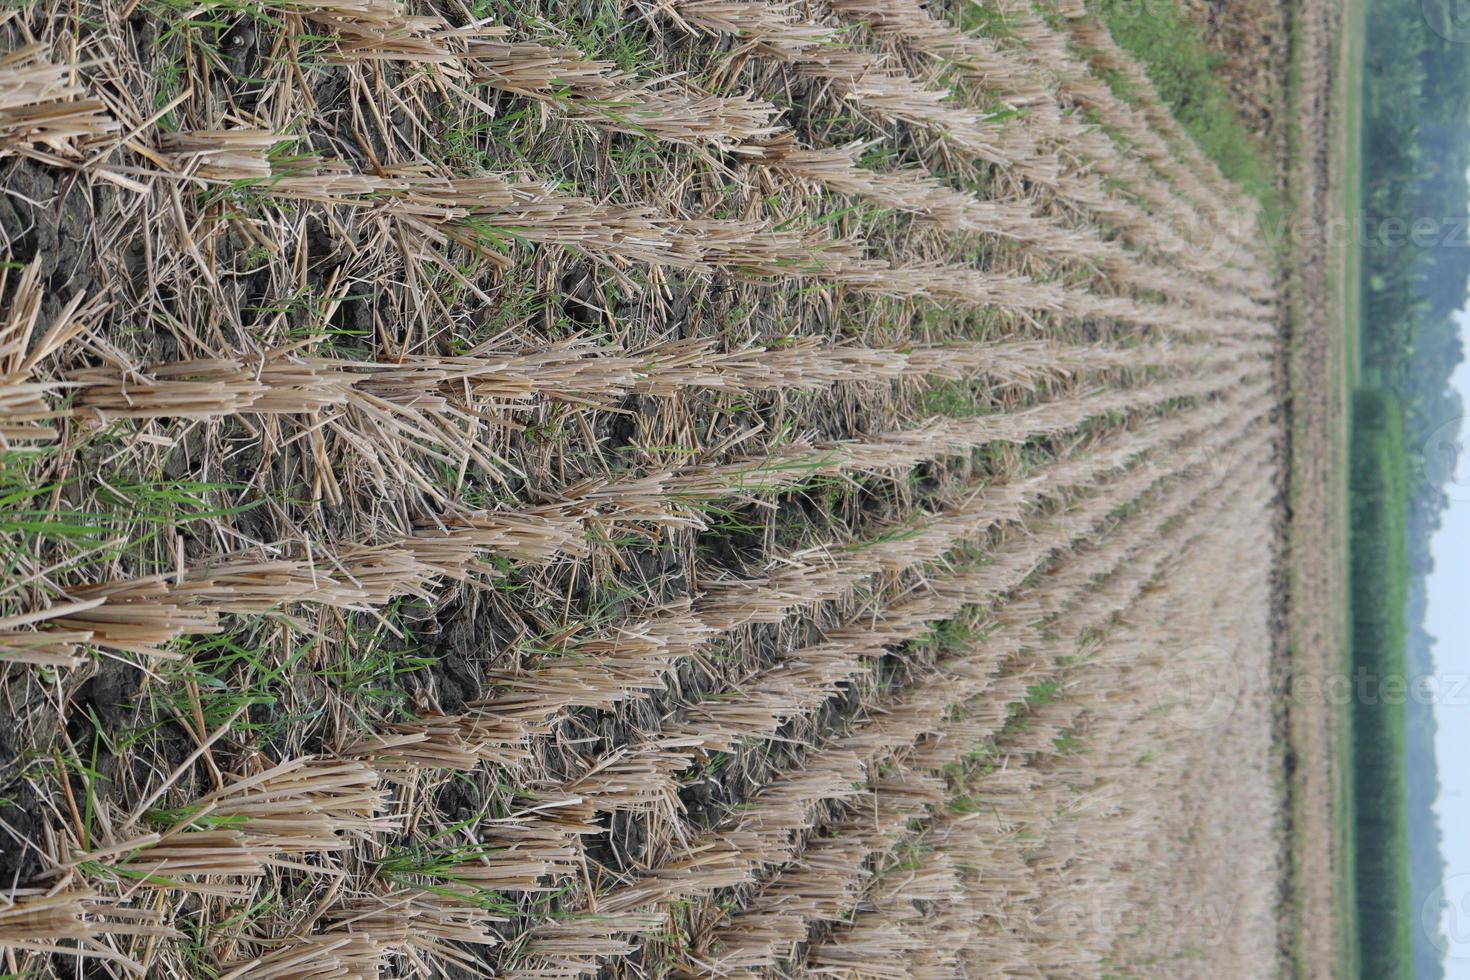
[692,441,1274,977]
[499,423,1273,977]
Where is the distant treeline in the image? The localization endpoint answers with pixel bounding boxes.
[1349,389,1413,980]
[1359,0,1470,975]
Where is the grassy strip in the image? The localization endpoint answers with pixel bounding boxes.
[1348,387,1412,980]
[1091,0,1279,217]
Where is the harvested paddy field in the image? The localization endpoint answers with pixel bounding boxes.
[0,0,1289,975]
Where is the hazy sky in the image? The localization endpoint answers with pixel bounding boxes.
[1429,311,1470,973]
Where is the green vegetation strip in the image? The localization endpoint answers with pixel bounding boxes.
[1348,388,1412,980]
[1091,0,1279,217]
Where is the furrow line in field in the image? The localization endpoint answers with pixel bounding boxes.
[660,399,1269,752]
[26,295,1255,511]
[990,0,1260,246]
[684,442,1273,976]
[10,359,1258,664]
[57,335,1210,423]
[8,449,1252,975]
[672,431,1272,974]
[148,14,1262,316]
[649,0,1262,295]
[803,507,1274,979]
[498,430,1272,976]
[986,0,1271,291]
[750,135,1261,314]
[818,0,1261,291]
[1054,0,1260,227]
[350,379,1264,776]
[348,384,1264,782]
[945,494,1275,973]
[126,159,1266,339]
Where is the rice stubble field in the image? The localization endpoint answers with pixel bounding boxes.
[0,0,1291,975]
